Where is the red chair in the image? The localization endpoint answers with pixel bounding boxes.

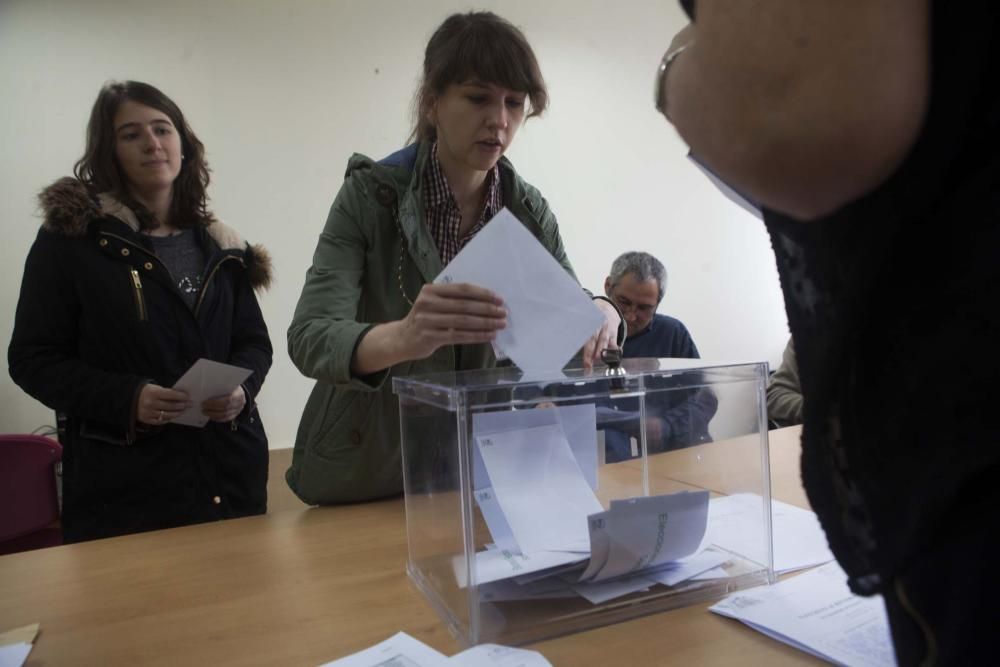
[0,434,63,555]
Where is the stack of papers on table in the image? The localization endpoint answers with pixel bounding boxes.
[710,562,896,666]
[691,493,835,581]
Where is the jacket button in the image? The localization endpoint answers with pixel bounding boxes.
[99,239,108,247]
[351,430,362,446]
[121,248,130,257]
[144,261,153,270]
[212,495,221,505]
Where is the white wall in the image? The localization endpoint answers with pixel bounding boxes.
[0,0,789,448]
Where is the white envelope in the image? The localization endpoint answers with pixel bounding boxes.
[435,208,604,371]
[170,358,253,428]
[475,424,603,554]
[587,490,710,582]
[474,487,519,553]
[472,404,599,492]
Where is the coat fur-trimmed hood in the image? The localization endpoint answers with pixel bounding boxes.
[38,177,272,290]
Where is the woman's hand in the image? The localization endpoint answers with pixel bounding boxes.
[580,298,622,370]
[202,386,247,423]
[401,283,507,356]
[137,384,191,426]
[352,283,506,376]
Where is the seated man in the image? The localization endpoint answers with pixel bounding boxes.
[766,337,803,427]
[606,251,699,358]
[601,251,717,461]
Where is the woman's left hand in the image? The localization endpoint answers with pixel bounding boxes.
[580,299,622,370]
[202,386,247,423]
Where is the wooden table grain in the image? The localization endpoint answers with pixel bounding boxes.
[0,427,820,666]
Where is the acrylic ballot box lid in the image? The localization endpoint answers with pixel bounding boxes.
[393,359,774,646]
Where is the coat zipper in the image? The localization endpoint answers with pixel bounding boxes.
[105,231,241,320]
[194,255,243,317]
[129,268,148,321]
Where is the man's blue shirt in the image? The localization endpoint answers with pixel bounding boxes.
[622,314,700,360]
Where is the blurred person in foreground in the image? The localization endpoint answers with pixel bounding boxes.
[658,1,998,663]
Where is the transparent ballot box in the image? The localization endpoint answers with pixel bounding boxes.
[393,358,774,645]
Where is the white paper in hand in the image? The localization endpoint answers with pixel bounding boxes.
[435,208,603,371]
[171,359,252,427]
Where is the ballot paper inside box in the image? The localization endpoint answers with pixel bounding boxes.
[393,358,775,647]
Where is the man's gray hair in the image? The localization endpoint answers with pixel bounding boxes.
[609,251,667,302]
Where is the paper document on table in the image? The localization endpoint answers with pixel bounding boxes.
[319,632,553,667]
[710,561,896,667]
[171,358,252,427]
[475,424,603,554]
[472,404,598,492]
[0,623,37,667]
[318,631,447,666]
[449,644,552,667]
[0,644,31,667]
[703,493,834,574]
[435,208,603,371]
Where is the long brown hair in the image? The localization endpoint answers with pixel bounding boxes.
[74,81,213,229]
[410,12,548,144]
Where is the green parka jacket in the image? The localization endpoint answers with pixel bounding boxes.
[286,142,577,504]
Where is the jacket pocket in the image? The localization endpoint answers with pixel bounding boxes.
[310,386,360,459]
[296,389,391,504]
[128,268,147,322]
[79,419,130,447]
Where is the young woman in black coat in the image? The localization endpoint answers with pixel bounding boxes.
[9,81,273,543]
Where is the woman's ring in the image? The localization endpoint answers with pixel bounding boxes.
[158,410,164,423]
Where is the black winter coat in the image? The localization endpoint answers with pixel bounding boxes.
[8,178,273,542]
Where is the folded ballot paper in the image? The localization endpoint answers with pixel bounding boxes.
[435,207,604,372]
[319,631,553,667]
[171,358,252,427]
[454,405,726,604]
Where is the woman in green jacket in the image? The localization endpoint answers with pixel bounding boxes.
[286,11,622,505]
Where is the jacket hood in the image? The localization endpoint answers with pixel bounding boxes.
[38,177,272,291]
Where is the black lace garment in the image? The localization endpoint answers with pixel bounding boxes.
[762,3,1000,594]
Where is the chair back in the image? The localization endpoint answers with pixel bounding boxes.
[0,434,63,552]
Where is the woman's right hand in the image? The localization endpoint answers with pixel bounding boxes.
[399,283,507,358]
[136,383,191,426]
[351,283,506,376]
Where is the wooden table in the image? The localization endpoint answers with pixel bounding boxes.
[0,427,821,666]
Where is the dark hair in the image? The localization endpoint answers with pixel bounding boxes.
[410,12,548,143]
[74,80,213,229]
